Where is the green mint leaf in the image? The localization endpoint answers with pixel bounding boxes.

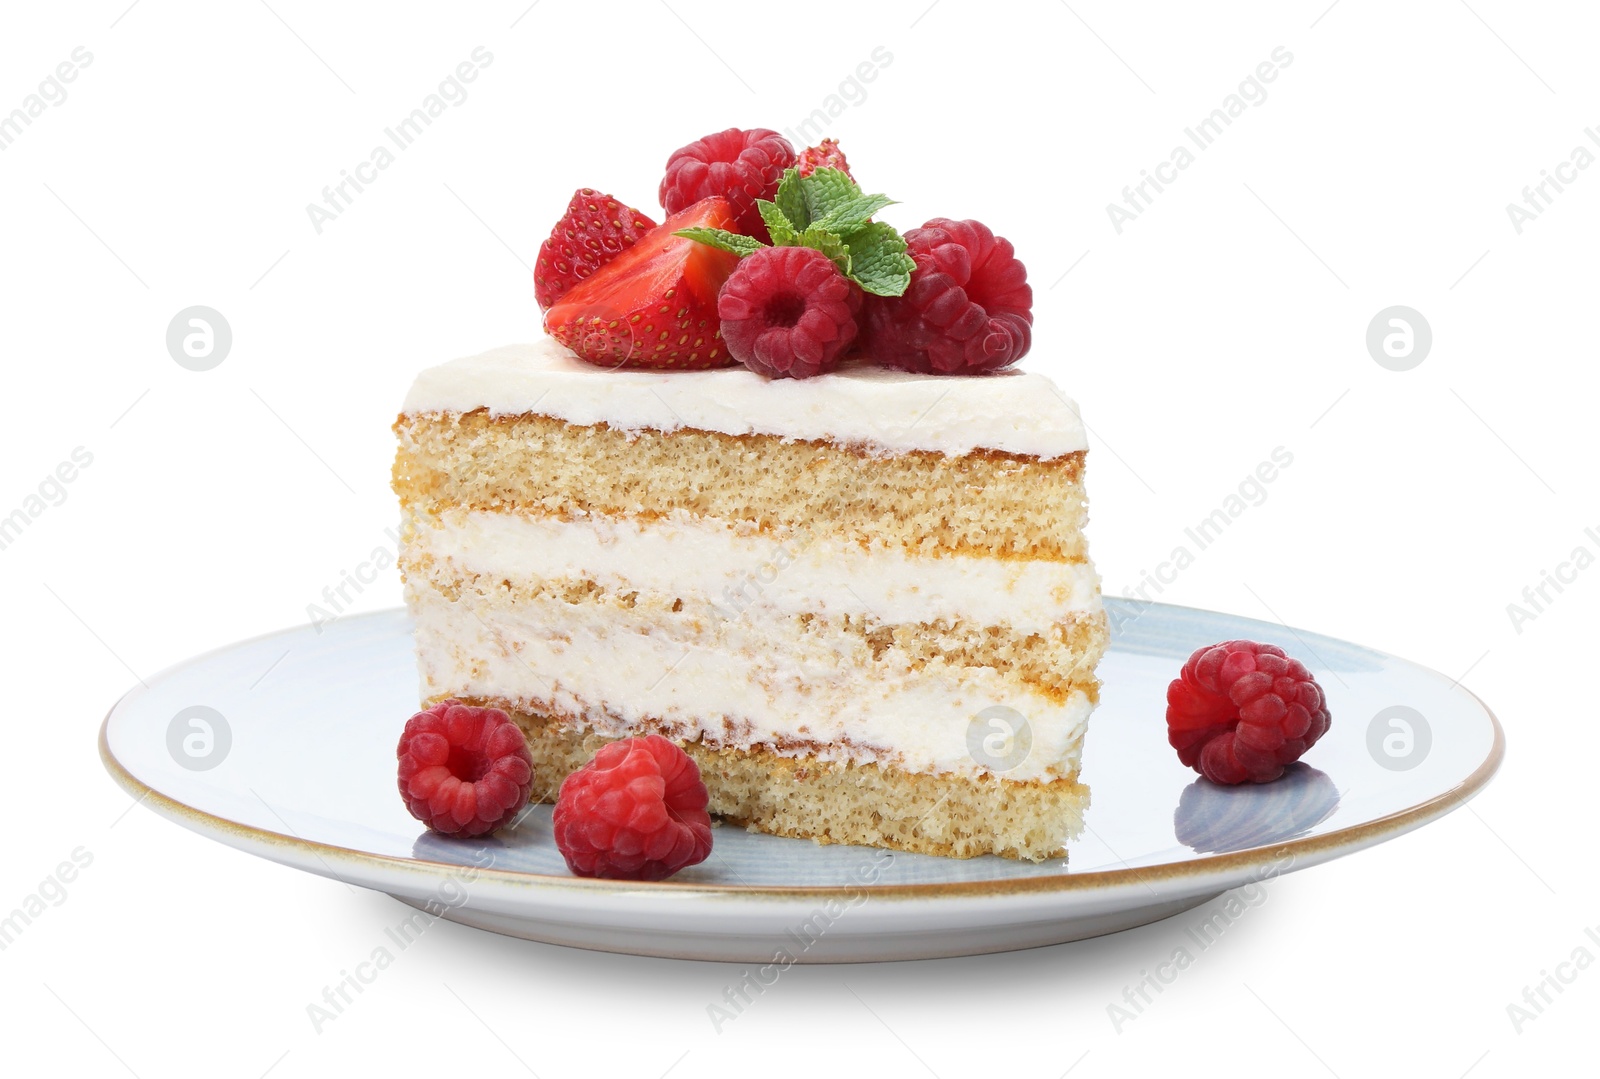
[773,169,810,231]
[756,200,798,246]
[682,168,916,299]
[814,193,896,235]
[797,167,860,225]
[843,221,916,296]
[797,226,851,277]
[673,227,767,257]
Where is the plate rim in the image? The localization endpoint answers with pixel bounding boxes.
[98,606,1506,903]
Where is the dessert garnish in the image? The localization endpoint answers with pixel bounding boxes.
[1165,641,1332,785]
[659,127,795,240]
[674,164,915,299]
[533,189,656,310]
[552,735,713,881]
[397,701,535,837]
[860,217,1034,374]
[715,244,861,378]
[796,137,851,179]
[543,198,742,370]
[534,124,1039,377]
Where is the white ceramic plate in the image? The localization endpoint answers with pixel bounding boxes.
[100,602,1502,962]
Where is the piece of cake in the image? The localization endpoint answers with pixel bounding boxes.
[392,337,1108,861]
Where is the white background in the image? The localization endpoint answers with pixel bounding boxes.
[2,0,1595,1075]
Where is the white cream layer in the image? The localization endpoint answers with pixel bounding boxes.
[401,337,1088,459]
[408,584,1091,784]
[411,507,1102,633]
[405,508,1097,781]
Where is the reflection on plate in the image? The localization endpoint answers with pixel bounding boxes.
[1174,764,1342,855]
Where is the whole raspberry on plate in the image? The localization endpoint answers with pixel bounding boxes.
[533,189,657,310]
[1166,641,1331,785]
[860,217,1033,375]
[718,246,861,378]
[659,127,795,239]
[552,735,713,881]
[796,138,852,179]
[397,700,534,837]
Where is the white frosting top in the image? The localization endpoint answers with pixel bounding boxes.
[402,336,1088,458]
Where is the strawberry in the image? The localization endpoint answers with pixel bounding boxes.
[534,189,657,310]
[796,138,852,180]
[544,197,742,370]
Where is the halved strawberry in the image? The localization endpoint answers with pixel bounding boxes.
[534,189,657,310]
[544,197,742,370]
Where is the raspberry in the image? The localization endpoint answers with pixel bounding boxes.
[860,218,1033,375]
[659,127,796,240]
[796,138,852,179]
[397,701,534,837]
[717,246,860,379]
[533,189,657,311]
[552,735,713,881]
[1166,641,1332,785]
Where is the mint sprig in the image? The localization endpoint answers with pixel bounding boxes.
[674,168,916,297]
[674,227,766,258]
[757,201,797,246]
